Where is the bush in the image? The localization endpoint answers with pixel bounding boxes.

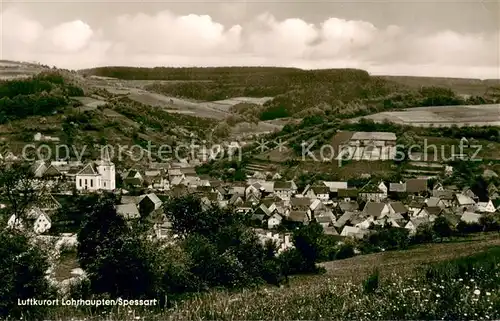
[335,243,355,260]
[0,229,57,319]
[363,269,380,294]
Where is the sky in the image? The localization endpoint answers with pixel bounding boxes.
[0,0,499,78]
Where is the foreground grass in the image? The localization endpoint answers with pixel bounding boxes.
[41,233,500,320]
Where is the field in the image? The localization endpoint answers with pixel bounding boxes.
[356,104,500,127]
[47,233,500,320]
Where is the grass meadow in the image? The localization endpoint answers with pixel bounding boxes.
[38,233,500,321]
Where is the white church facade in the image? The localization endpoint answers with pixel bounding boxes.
[75,154,116,191]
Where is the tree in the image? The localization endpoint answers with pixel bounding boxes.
[433,216,453,242]
[292,222,325,272]
[0,163,47,227]
[77,194,128,271]
[0,229,57,319]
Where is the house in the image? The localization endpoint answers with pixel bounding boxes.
[476,200,496,213]
[315,215,335,228]
[460,212,483,224]
[426,197,446,209]
[358,182,387,202]
[353,215,375,230]
[389,182,406,193]
[273,181,297,199]
[228,194,244,206]
[408,199,427,215]
[245,184,262,200]
[340,226,365,238]
[462,187,478,201]
[267,213,283,229]
[337,188,359,202]
[76,157,116,191]
[432,190,455,207]
[123,169,144,187]
[38,193,62,212]
[414,207,440,222]
[116,203,140,220]
[138,193,163,217]
[335,201,359,215]
[254,203,273,217]
[8,207,51,234]
[334,211,356,230]
[454,193,476,210]
[322,181,348,196]
[144,170,169,190]
[406,179,428,195]
[168,168,185,182]
[302,185,330,201]
[32,160,47,178]
[339,132,397,161]
[236,201,254,214]
[363,202,390,219]
[404,217,430,235]
[388,202,408,216]
[286,210,309,226]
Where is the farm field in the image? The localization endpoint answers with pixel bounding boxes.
[357,104,500,127]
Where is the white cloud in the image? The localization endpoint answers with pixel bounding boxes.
[50,20,93,52]
[0,8,498,78]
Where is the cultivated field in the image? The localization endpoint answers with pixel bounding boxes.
[357,104,500,127]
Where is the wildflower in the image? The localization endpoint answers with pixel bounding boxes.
[474,289,481,295]
[459,278,463,282]
[436,294,441,298]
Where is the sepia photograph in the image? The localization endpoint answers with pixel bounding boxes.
[0,0,499,319]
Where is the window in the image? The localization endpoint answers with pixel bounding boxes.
[90,179,93,187]
[104,182,106,187]
[85,179,87,186]
[79,179,82,187]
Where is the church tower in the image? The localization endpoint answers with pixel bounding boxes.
[97,147,116,190]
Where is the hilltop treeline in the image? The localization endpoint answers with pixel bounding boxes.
[81,67,496,121]
[0,72,84,123]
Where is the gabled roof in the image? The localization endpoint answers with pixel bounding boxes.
[311,185,330,195]
[77,163,98,176]
[43,165,62,177]
[38,193,62,211]
[363,202,387,217]
[338,188,359,198]
[359,183,383,194]
[116,203,140,219]
[140,193,162,208]
[455,193,476,206]
[389,183,406,193]
[433,190,454,200]
[461,212,482,224]
[389,202,408,214]
[334,211,355,228]
[426,206,443,216]
[287,211,308,222]
[290,197,312,209]
[406,179,428,193]
[338,201,359,212]
[323,181,348,192]
[274,181,294,190]
[255,203,272,216]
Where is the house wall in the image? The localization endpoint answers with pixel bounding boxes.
[34,215,51,234]
[76,175,100,191]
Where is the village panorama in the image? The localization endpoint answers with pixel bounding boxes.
[1,2,500,319]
